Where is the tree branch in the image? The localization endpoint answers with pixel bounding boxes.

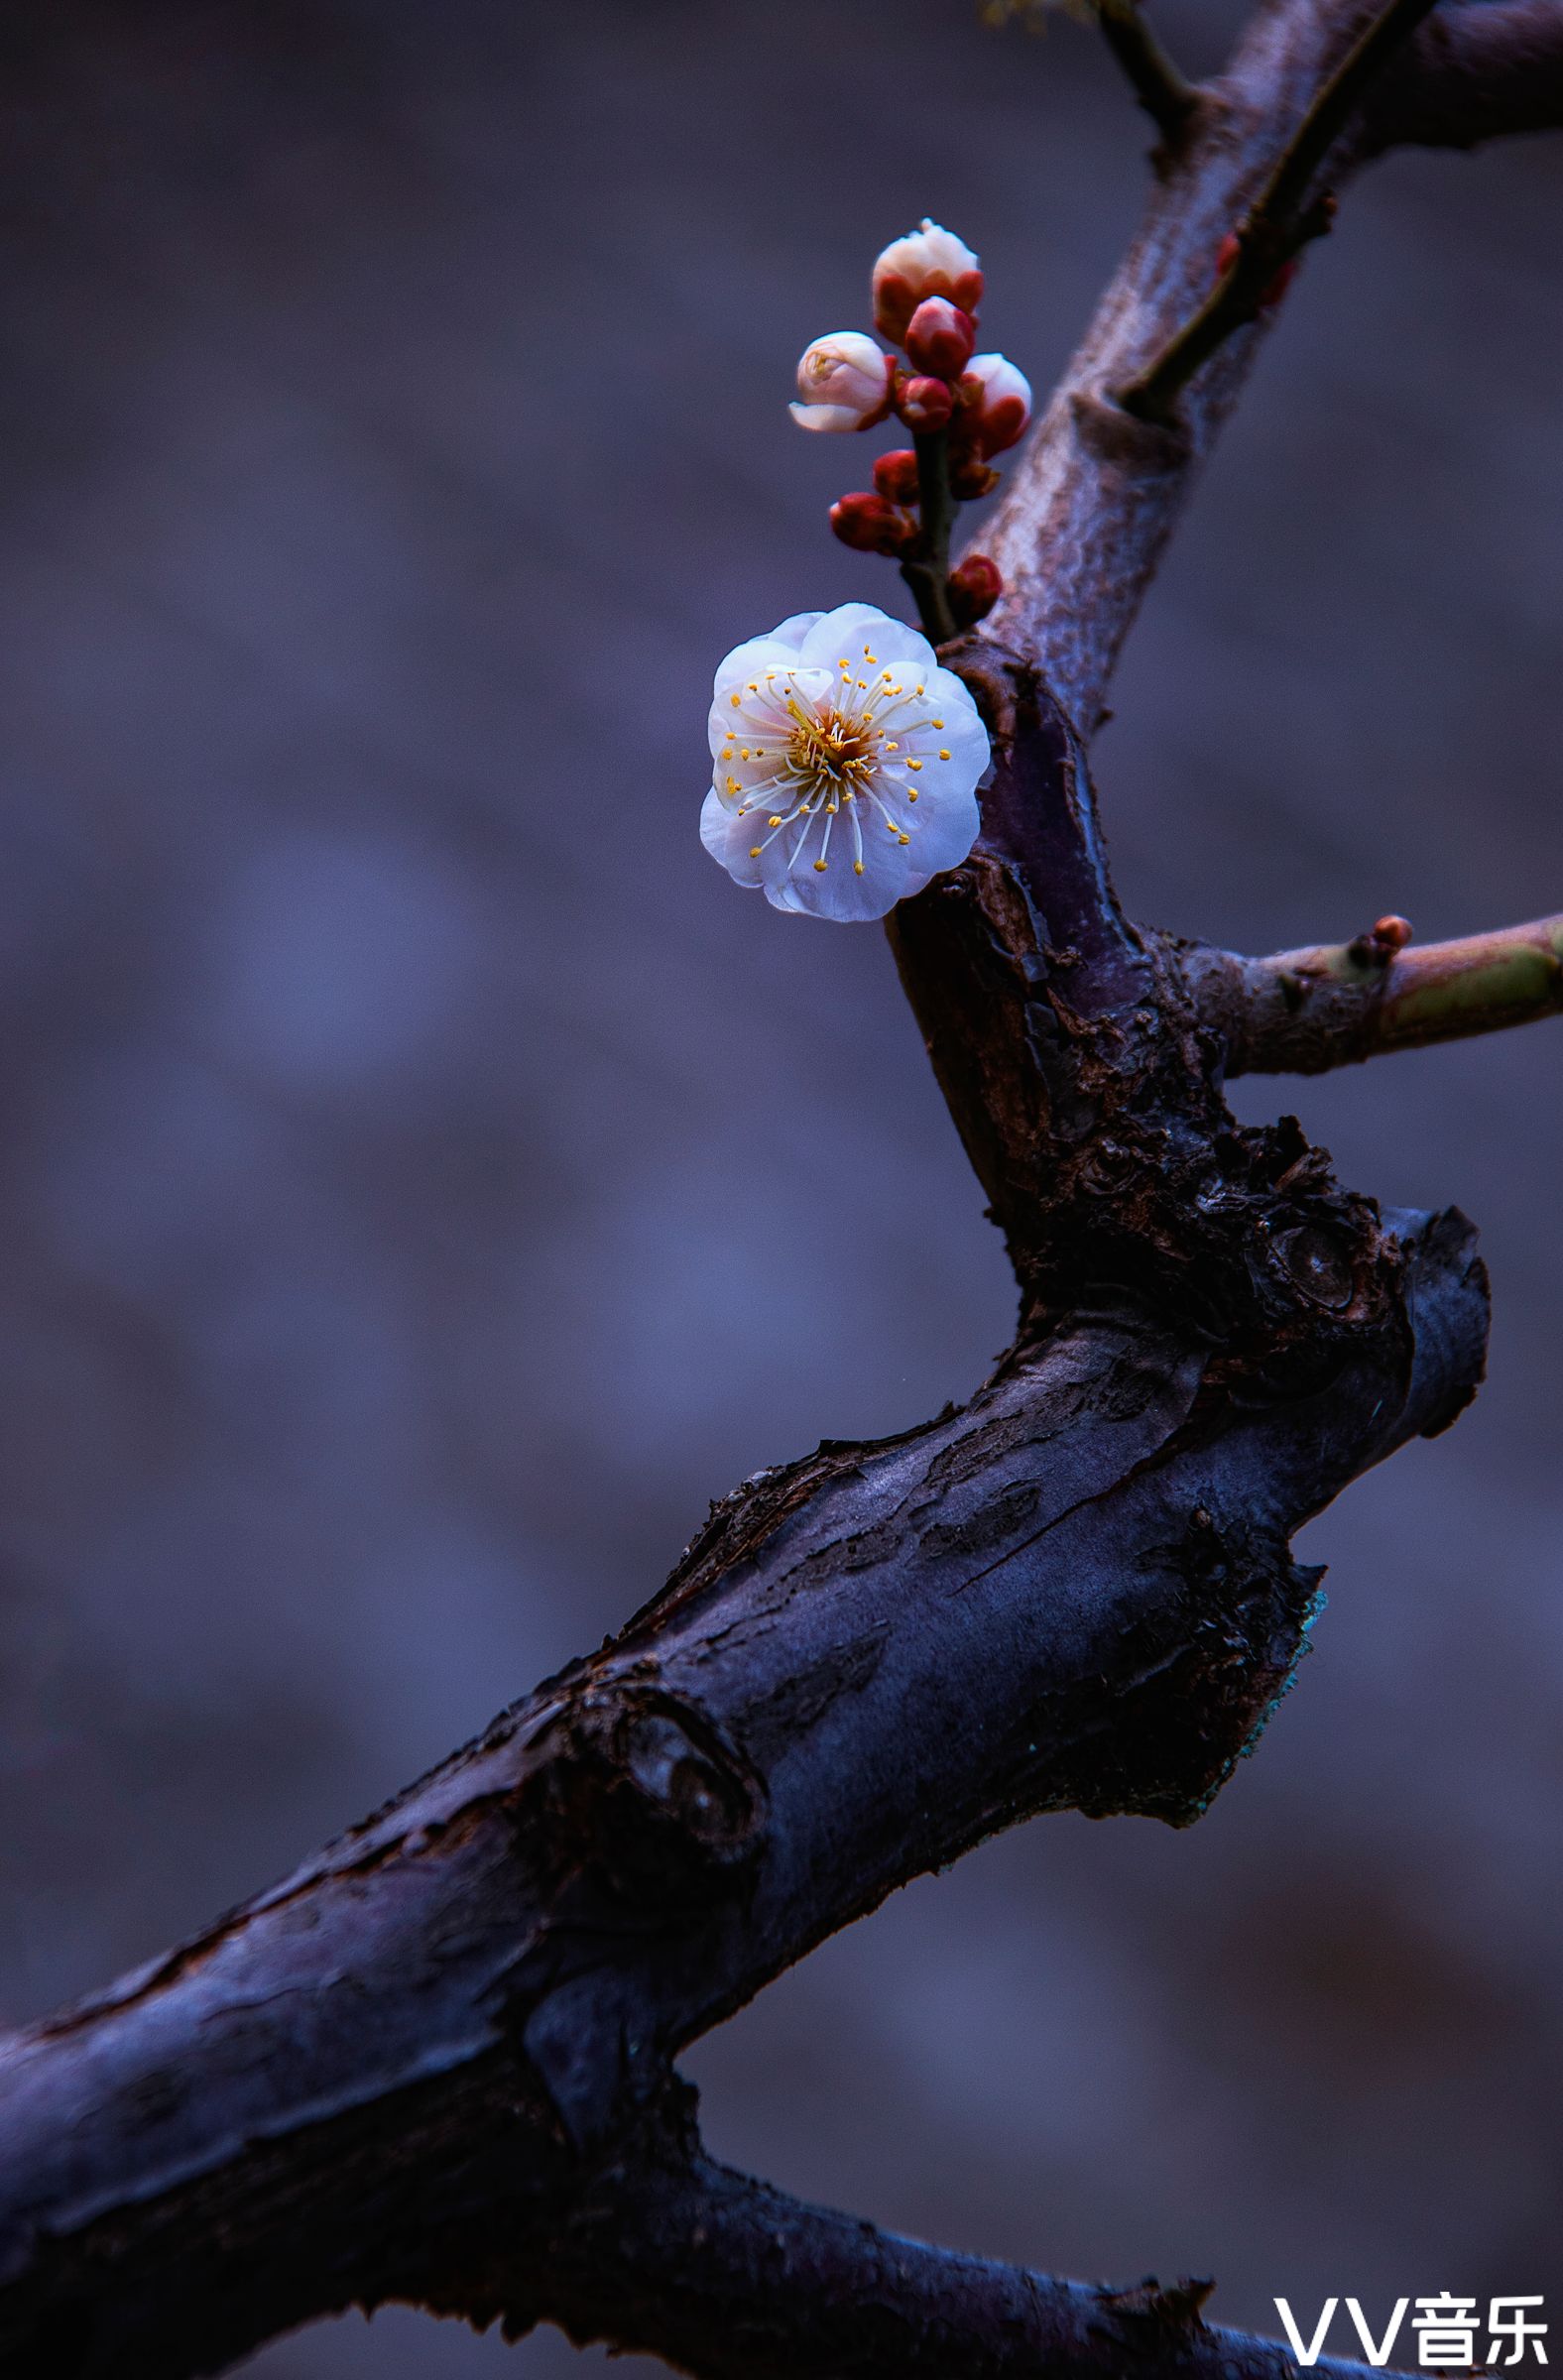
[973,0,1563,738]
[3,0,1552,2369]
[1357,0,1563,155]
[0,688,1491,2380]
[1116,0,1438,423]
[1095,0,1201,156]
[1188,909,1563,1075]
[525,2086,1401,2380]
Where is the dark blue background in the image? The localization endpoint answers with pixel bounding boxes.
[2,2,1561,2369]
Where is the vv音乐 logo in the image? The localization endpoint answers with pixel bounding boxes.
[1274,2296,1547,2368]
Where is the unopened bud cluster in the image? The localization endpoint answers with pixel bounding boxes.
[790,220,1032,632]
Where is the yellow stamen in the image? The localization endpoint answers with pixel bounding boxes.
[813,859,828,872]
[749,846,762,858]
[854,860,865,875]
[938,749,951,761]
[906,760,923,772]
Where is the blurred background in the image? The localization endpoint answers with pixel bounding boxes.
[2,0,1561,2369]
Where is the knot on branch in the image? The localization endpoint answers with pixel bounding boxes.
[1068,383,1191,470]
[1095,2270,1218,2333]
[531,1680,767,1908]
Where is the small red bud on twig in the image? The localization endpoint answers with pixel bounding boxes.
[1214,230,1298,311]
[873,448,921,506]
[949,454,1001,500]
[1347,913,1414,967]
[903,298,977,379]
[829,492,914,555]
[947,553,1003,627]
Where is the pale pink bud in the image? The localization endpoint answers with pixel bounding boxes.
[899,375,954,432]
[872,219,984,345]
[903,298,976,379]
[963,352,1032,457]
[789,332,894,432]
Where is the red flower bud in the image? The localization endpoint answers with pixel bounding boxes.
[1214,230,1297,310]
[1372,913,1413,950]
[947,553,1003,627]
[873,448,922,505]
[899,375,954,432]
[949,454,1001,500]
[903,297,977,380]
[829,492,913,555]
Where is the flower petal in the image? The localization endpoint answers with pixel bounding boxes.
[712,634,804,707]
[788,402,866,432]
[793,604,937,679]
[901,787,982,893]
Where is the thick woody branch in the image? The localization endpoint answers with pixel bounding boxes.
[1357,0,1563,154]
[528,2088,1399,2380]
[1188,911,1563,1075]
[0,690,1492,2378]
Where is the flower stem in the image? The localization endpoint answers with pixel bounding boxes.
[900,429,958,647]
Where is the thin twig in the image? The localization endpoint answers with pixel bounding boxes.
[900,427,958,644]
[541,2101,1397,2380]
[1095,0,1200,154]
[1116,0,1440,421]
[1189,909,1563,1076]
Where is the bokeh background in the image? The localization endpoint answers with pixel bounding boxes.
[3,0,1562,2369]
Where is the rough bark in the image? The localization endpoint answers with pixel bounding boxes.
[1,1,1556,2375]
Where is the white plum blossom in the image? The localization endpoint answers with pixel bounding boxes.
[789,332,893,432]
[701,604,989,922]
